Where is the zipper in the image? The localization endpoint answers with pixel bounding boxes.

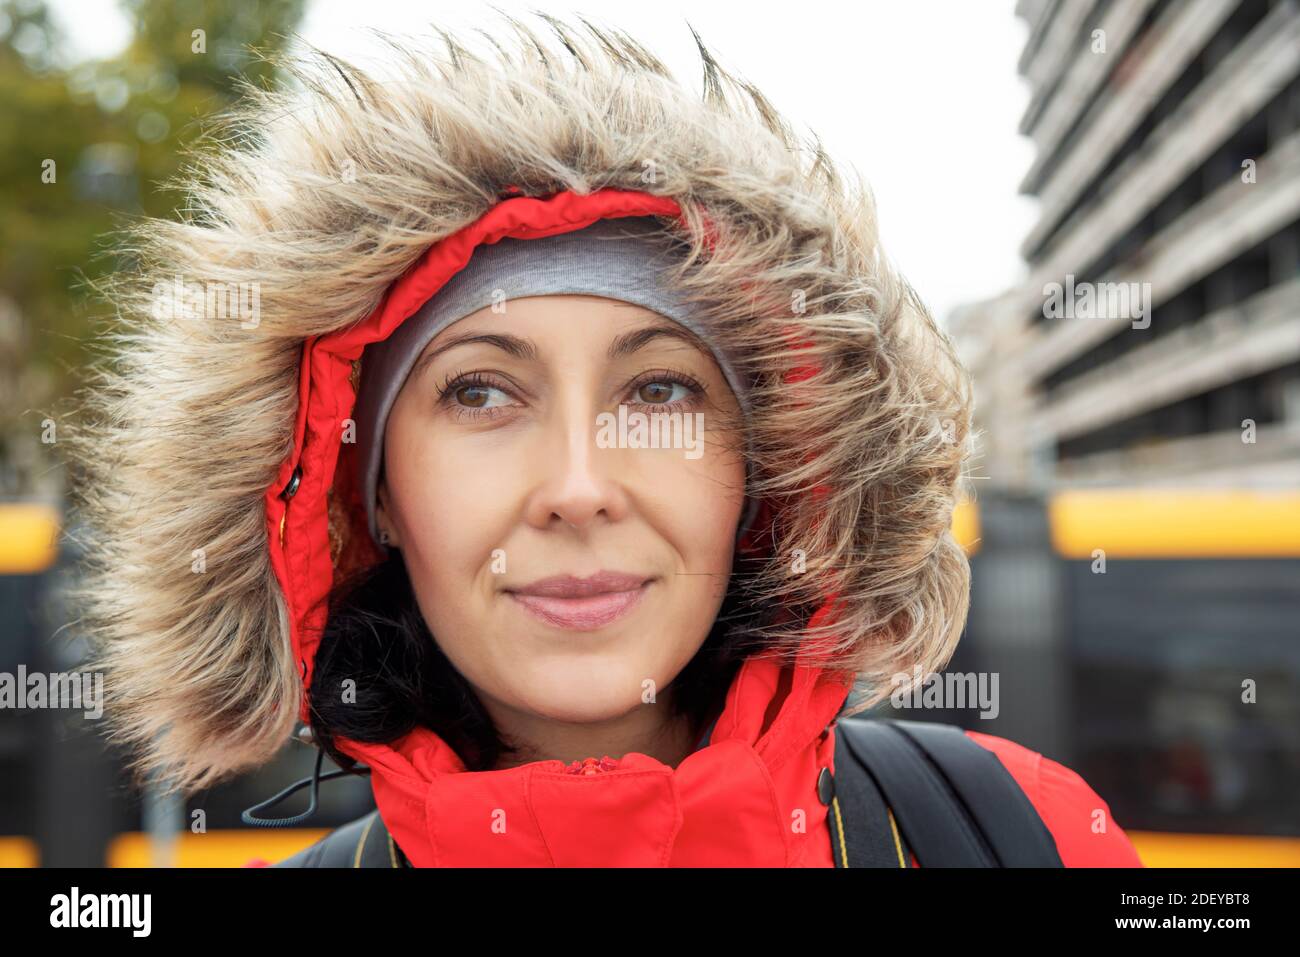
[564,756,620,775]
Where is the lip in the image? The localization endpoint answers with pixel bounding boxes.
[505,571,652,631]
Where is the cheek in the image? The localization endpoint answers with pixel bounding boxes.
[648,449,748,593]
[384,422,517,599]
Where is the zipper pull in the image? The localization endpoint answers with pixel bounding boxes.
[278,465,302,546]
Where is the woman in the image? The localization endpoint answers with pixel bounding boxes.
[66,15,1142,868]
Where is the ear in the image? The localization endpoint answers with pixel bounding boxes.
[376,475,402,548]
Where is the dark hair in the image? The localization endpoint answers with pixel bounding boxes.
[308,548,769,772]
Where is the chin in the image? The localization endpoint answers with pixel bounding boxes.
[498,655,668,722]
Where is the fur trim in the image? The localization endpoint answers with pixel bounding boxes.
[62,13,973,793]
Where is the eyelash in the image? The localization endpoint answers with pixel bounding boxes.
[434,369,505,423]
[434,368,708,422]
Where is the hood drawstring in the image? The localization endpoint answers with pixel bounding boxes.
[241,746,371,827]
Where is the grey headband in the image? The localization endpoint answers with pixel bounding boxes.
[353,215,759,550]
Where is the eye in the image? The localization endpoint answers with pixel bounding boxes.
[435,370,518,421]
[452,383,511,409]
[627,369,707,410]
[635,380,691,404]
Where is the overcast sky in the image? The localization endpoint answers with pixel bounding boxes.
[45,0,1039,324]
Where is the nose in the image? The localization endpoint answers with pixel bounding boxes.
[522,396,632,532]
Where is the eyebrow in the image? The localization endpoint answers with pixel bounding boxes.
[411,332,538,383]
[410,322,711,382]
[607,324,713,362]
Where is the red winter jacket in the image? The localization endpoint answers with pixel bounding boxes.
[243,656,1142,868]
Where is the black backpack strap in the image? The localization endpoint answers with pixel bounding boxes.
[831,717,1063,867]
[272,810,407,868]
[886,719,1063,867]
[827,721,913,867]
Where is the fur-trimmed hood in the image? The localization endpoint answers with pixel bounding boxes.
[65,14,973,798]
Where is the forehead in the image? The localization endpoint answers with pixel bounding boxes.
[434,294,662,336]
[415,294,708,366]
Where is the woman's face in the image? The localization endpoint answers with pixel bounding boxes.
[376,294,747,732]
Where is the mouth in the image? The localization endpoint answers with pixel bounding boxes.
[504,571,653,631]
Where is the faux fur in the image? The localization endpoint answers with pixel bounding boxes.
[61,13,974,794]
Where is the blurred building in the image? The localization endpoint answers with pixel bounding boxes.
[951,0,1300,489]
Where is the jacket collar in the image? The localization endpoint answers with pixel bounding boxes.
[336,656,853,867]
